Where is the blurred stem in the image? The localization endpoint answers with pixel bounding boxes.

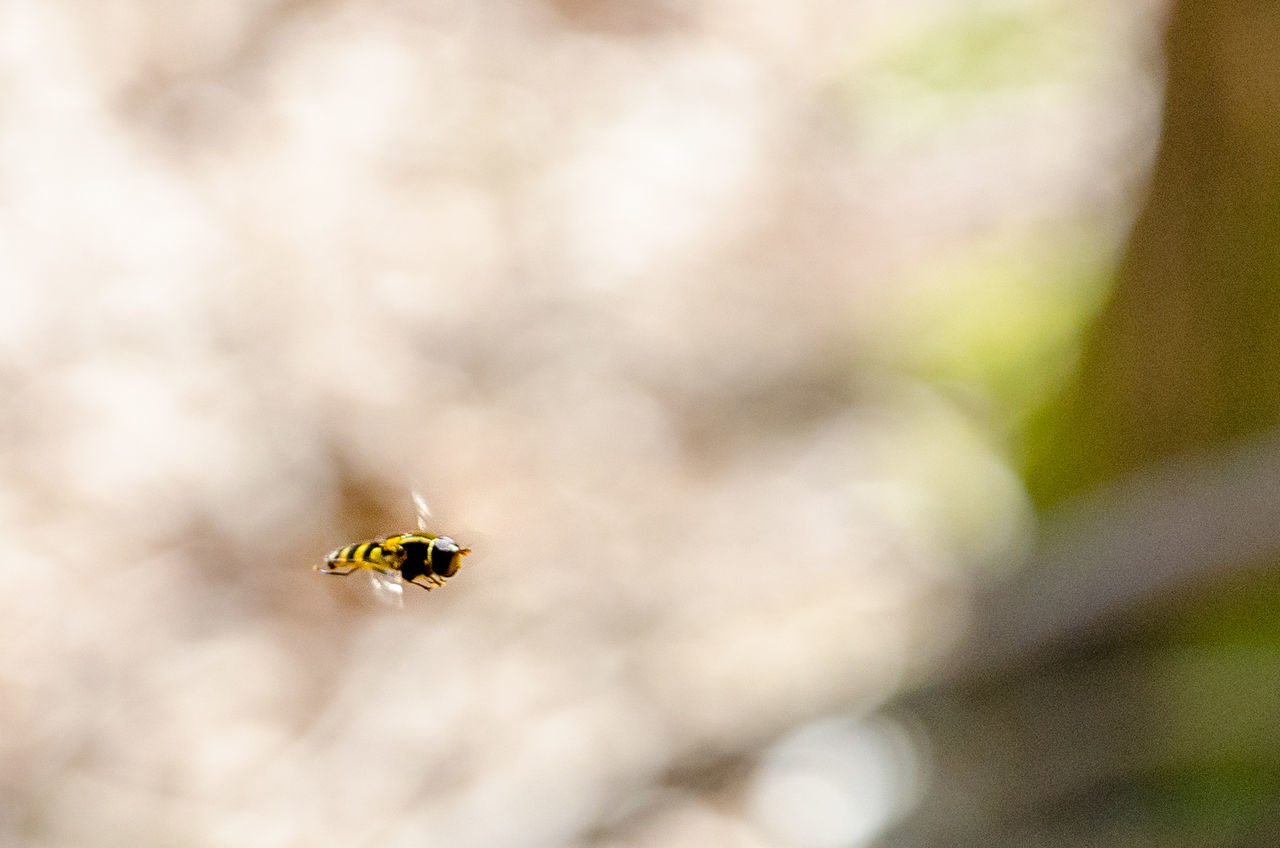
[1025,1,1280,510]
[887,4,1280,845]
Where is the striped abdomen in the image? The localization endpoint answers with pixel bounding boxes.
[326,540,402,571]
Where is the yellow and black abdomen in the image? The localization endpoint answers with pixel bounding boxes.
[325,540,403,572]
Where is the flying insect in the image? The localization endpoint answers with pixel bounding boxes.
[317,493,471,604]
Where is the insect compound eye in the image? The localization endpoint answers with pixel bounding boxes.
[431,538,464,578]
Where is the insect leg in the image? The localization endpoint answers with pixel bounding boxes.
[317,563,359,576]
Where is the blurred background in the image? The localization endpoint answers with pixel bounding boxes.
[5,1,1278,846]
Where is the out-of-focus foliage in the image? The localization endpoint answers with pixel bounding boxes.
[884,3,1280,847]
[0,1,1166,847]
[873,224,1114,437]
[1025,1,1280,509]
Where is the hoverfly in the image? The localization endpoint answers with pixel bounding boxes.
[316,492,471,605]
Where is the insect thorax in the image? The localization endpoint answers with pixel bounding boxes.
[388,535,434,582]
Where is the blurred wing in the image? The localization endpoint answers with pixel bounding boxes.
[413,490,433,533]
[366,568,405,609]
